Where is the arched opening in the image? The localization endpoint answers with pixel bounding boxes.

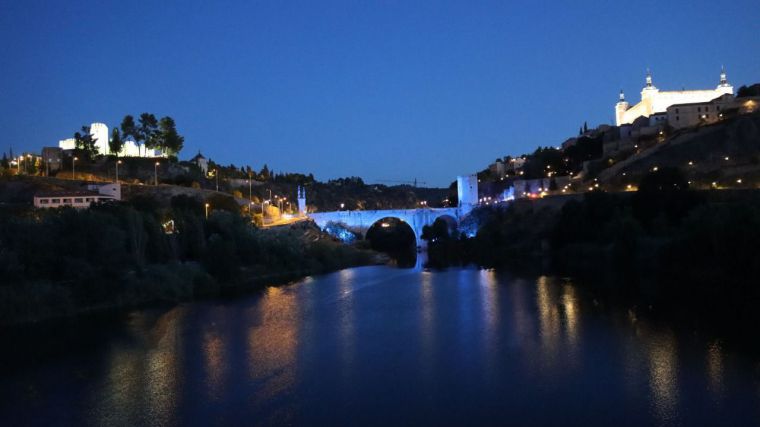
[365,217,417,267]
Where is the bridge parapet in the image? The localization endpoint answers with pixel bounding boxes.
[308,207,463,248]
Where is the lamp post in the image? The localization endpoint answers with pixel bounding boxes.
[72,156,78,180]
[45,158,50,177]
[248,171,253,203]
[205,203,210,219]
[26,154,31,175]
[215,169,219,191]
[116,160,122,183]
[154,162,160,186]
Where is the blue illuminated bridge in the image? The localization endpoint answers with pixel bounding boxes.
[308,207,466,248]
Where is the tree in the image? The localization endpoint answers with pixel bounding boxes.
[120,115,137,146]
[583,121,588,133]
[260,164,270,181]
[74,125,98,159]
[1,153,8,169]
[157,116,184,156]
[109,128,124,156]
[137,113,158,156]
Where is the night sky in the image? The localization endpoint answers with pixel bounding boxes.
[1,0,758,186]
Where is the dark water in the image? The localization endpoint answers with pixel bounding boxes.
[2,266,760,426]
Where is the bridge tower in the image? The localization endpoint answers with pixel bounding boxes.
[297,186,307,216]
[457,174,478,214]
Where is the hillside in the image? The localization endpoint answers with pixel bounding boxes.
[599,112,760,189]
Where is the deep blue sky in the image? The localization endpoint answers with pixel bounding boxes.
[1,1,758,186]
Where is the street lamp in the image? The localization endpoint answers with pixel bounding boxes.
[116,160,122,183]
[248,171,253,203]
[340,203,345,210]
[26,154,31,175]
[214,169,219,191]
[45,158,50,177]
[154,162,160,186]
[205,203,210,219]
[72,156,78,180]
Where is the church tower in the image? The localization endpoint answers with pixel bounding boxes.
[615,90,629,126]
[297,186,307,216]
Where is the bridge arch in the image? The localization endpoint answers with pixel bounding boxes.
[365,217,418,254]
[309,207,464,248]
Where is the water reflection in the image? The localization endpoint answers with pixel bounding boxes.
[419,270,435,378]
[536,276,562,370]
[3,266,760,426]
[706,341,725,403]
[338,268,356,381]
[647,331,680,424]
[246,286,299,407]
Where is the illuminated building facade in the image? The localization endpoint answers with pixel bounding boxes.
[615,69,733,126]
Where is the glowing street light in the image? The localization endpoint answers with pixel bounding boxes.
[72,156,78,180]
[154,162,160,186]
[205,203,210,219]
[116,159,122,183]
[340,203,345,210]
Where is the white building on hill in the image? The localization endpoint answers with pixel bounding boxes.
[615,68,733,126]
[58,122,163,157]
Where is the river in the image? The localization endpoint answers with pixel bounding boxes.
[1,265,759,426]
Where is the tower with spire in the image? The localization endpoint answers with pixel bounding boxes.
[718,66,730,88]
[297,186,307,216]
[615,90,630,127]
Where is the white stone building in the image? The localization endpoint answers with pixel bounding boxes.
[34,183,121,209]
[615,69,733,126]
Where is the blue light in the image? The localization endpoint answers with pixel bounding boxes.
[324,221,358,243]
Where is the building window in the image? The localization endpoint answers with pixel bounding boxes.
[676,116,679,121]
[85,198,92,202]
[697,107,701,112]
[52,199,60,203]
[40,199,49,204]
[74,198,84,203]
[63,198,71,203]
[676,108,679,114]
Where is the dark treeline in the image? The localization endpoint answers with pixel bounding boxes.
[0,196,374,324]
[424,168,760,327]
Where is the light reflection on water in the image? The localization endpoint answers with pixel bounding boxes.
[1,266,759,426]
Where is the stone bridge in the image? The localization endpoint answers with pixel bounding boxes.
[309,207,465,248]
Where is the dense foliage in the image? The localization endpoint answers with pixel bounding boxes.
[424,170,760,324]
[0,197,373,324]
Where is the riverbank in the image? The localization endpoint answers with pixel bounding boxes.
[424,180,760,336]
[0,201,380,326]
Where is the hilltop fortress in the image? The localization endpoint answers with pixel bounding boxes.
[615,69,733,126]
